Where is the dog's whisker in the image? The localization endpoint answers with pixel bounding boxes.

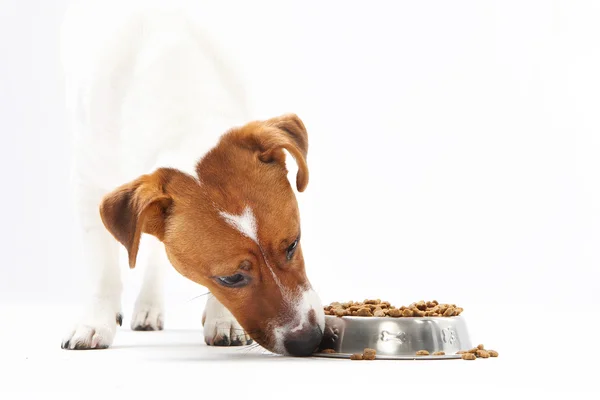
[186,292,211,302]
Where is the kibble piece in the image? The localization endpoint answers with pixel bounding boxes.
[455,307,464,315]
[349,305,361,312]
[320,348,336,354]
[388,308,402,317]
[476,350,490,358]
[334,308,349,317]
[461,353,476,360]
[373,310,386,317]
[363,348,376,360]
[350,353,364,360]
[477,344,485,350]
[416,301,427,311]
[364,299,381,305]
[443,307,455,317]
[488,350,499,357]
[413,309,425,317]
[356,308,373,317]
[415,350,430,356]
[381,301,391,307]
[432,351,445,356]
[467,348,479,354]
[402,309,414,317]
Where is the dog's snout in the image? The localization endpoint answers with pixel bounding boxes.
[283,325,323,357]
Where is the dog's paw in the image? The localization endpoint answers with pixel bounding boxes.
[61,308,121,350]
[131,303,164,331]
[203,295,253,346]
[204,315,253,346]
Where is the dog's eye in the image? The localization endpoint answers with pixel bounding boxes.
[286,239,299,261]
[216,274,248,288]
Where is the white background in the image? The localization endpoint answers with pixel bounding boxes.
[1,0,599,398]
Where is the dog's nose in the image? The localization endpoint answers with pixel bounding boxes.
[283,325,323,357]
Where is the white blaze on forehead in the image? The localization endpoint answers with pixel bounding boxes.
[219,206,258,243]
[219,205,286,292]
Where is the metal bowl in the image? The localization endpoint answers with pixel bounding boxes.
[313,315,472,360]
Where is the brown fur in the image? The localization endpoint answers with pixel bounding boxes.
[99,114,311,350]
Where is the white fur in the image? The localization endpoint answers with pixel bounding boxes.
[219,206,324,354]
[61,1,249,349]
[272,288,325,354]
[130,236,167,331]
[203,295,252,346]
[61,0,324,353]
[219,206,258,243]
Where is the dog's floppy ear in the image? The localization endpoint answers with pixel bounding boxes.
[233,113,309,192]
[260,113,309,192]
[99,168,184,268]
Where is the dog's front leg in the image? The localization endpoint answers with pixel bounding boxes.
[202,294,253,346]
[61,184,122,350]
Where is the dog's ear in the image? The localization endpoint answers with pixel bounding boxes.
[259,114,308,192]
[99,168,187,268]
[260,114,309,192]
[229,113,309,192]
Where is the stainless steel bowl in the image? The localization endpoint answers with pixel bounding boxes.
[313,315,472,360]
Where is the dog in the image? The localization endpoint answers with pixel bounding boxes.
[59,1,324,356]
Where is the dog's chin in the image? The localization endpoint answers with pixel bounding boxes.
[245,330,278,353]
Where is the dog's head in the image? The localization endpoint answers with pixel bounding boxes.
[99,114,324,356]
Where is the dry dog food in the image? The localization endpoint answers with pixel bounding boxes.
[320,348,336,354]
[456,344,498,360]
[363,348,377,360]
[415,350,430,356]
[477,350,490,358]
[324,299,464,318]
[432,351,445,356]
[350,348,377,360]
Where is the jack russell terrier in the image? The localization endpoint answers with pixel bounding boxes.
[59,1,324,356]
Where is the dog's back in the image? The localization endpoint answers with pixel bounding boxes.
[61,0,250,187]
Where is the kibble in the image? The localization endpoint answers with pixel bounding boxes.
[355,308,373,317]
[455,344,499,361]
[416,350,430,356]
[363,348,377,360]
[350,353,364,360]
[323,299,464,318]
[476,350,490,358]
[432,351,445,356]
[402,309,414,317]
[320,348,336,354]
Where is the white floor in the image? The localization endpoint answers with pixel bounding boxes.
[1,303,596,400]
